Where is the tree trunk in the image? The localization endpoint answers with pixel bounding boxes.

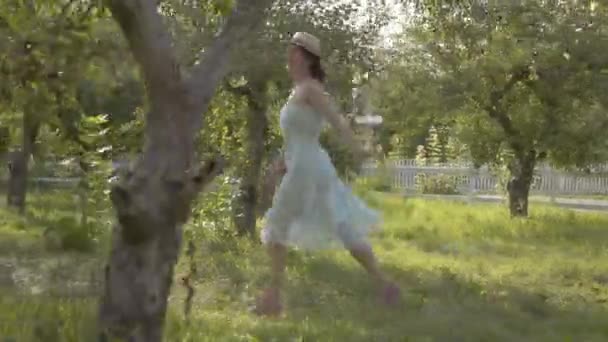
[6,150,28,212]
[6,113,38,213]
[481,68,534,217]
[97,1,272,341]
[233,86,268,238]
[507,152,536,217]
[0,126,9,153]
[77,157,90,227]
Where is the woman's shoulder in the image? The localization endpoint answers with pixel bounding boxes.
[297,79,325,93]
[295,80,329,104]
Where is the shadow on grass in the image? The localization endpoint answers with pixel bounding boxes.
[241,256,608,341]
[3,249,607,341]
[3,192,608,340]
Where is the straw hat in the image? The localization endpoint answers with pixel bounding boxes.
[290,32,321,57]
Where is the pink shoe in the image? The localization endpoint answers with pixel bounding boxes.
[253,287,283,317]
[380,282,401,306]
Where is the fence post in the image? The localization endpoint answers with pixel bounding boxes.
[545,166,557,204]
[467,165,476,203]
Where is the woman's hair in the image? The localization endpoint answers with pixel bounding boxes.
[295,45,326,83]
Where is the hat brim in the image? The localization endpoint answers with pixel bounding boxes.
[290,42,320,57]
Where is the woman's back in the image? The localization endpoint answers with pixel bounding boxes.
[279,100,327,168]
[280,100,324,145]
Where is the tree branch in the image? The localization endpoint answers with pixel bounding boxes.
[186,0,274,111]
[520,72,561,144]
[105,0,182,102]
[106,0,274,166]
[483,67,530,154]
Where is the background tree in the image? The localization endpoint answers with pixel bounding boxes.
[370,43,444,159]
[0,0,120,213]
[376,1,608,216]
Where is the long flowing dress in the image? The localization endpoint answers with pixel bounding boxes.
[261,98,381,250]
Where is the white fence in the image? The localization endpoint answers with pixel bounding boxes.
[362,159,608,196]
[2,159,608,196]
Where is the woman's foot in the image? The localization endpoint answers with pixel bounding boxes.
[253,287,283,316]
[380,282,401,306]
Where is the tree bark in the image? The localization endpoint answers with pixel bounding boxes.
[6,150,28,212]
[237,87,268,238]
[6,112,39,214]
[481,67,536,217]
[229,83,269,238]
[97,1,273,341]
[0,126,9,153]
[507,151,536,217]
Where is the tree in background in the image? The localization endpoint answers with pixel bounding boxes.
[376,1,608,216]
[0,0,124,213]
[370,43,442,159]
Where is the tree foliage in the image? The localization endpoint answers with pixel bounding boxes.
[375,1,608,215]
[0,0,128,211]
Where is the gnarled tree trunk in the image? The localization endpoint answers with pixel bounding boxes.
[6,113,39,213]
[97,1,273,341]
[507,151,536,217]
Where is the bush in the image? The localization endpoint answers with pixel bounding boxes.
[43,216,95,253]
[190,175,238,238]
[320,130,359,178]
[360,161,393,192]
[365,175,393,192]
[415,173,460,195]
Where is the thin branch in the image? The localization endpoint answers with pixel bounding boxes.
[186,0,274,110]
[181,239,196,321]
[105,0,274,163]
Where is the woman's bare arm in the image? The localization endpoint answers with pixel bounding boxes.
[300,82,367,157]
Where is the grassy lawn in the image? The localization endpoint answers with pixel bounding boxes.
[559,194,608,201]
[1,191,608,341]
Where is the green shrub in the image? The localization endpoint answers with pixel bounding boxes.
[191,176,237,238]
[320,130,359,178]
[365,175,393,192]
[43,216,95,253]
[359,163,393,192]
[415,173,460,195]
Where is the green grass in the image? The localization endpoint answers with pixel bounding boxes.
[559,194,608,201]
[1,192,608,341]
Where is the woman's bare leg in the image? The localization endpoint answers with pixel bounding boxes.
[254,242,288,316]
[347,241,400,305]
[348,242,387,285]
[268,242,288,288]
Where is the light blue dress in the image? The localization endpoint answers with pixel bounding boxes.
[261,99,381,250]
